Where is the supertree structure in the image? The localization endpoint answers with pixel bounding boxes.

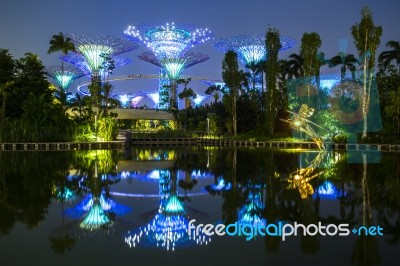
[61,53,132,79]
[124,22,213,109]
[214,34,296,91]
[67,33,138,79]
[138,51,209,80]
[46,65,85,91]
[138,51,209,109]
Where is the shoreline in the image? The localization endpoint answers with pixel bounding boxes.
[1,138,399,152]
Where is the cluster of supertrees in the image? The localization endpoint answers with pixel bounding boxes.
[124,22,213,109]
[214,34,296,91]
[46,33,137,92]
[46,24,298,110]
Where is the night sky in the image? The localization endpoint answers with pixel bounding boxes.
[1,0,399,94]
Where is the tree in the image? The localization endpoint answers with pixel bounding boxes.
[222,51,242,136]
[378,41,400,74]
[47,32,75,91]
[301,33,322,78]
[22,93,51,141]
[178,87,197,109]
[300,32,322,105]
[7,53,52,118]
[351,7,383,138]
[287,53,304,78]
[385,88,400,135]
[329,53,359,80]
[265,28,282,135]
[0,50,15,133]
[245,61,265,91]
[100,53,115,116]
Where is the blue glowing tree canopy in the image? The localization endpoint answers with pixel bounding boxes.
[138,51,209,80]
[214,34,296,65]
[61,53,132,76]
[67,33,138,74]
[46,65,85,90]
[124,22,213,60]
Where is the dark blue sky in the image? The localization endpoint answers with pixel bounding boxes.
[1,0,399,95]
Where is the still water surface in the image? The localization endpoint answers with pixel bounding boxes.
[0,147,399,266]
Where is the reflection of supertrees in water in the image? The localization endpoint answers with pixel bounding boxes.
[205,176,232,195]
[53,186,76,202]
[46,65,85,91]
[124,23,212,109]
[125,170,210,251]
[67,33,138,76]
[214,34,296,91]
[65,192,131,230]
[238,185,266,228]
[314,180,344,199]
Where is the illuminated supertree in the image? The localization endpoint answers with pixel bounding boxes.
[67,33,138,78]
[125,170,210,251]
[124,22,213,109]
[61,53,132,79]
[138,51,209,80]
[214,34,296,91]
[138,51,209,109]
[46,65,85,91]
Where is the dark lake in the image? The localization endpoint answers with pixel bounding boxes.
[0,147,399,266]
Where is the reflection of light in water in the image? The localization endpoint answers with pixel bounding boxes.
[119,169,215,182]
[314,181,343,199]
[55,187,75,201]
[148,170,160,179]
[65,193,131,219]
[190,169,214,179]
[164,195,185,213]
[120,171,131,179]
[211,176,232,191]
[238,191,266,228]
[125,195,210,251]
[80,200,112,230]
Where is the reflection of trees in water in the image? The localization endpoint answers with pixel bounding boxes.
[50,151,129,254]
[210,148,400,261]
[0,151,71,234]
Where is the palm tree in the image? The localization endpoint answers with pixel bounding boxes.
[47,33,75,91]
[246,61,265,91]
[178,87,197,109]
[287,53,304,78]
[206,84,226,104]
[378,41,400,74]
[329,53,359,80]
